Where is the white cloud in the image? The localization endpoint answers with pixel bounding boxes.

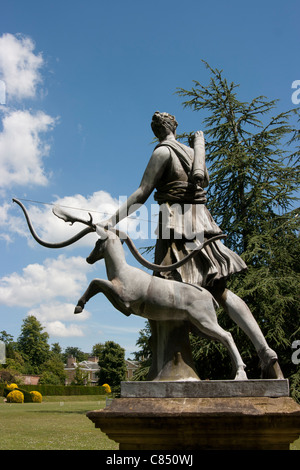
[28,302,90,338]
[0,254,93,307]
[0,80,5,104]
[0,33,43,101]
[28,302,91,322]
[0,199,30,242]
[0,109,56,188]
[0,233,12,243]
[27,303,91,338]
[0,201,10,224]
[9,190,141,248]
[0,33,57,190]
[42,321,85,338]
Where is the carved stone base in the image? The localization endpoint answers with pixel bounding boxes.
[86,390,300,450]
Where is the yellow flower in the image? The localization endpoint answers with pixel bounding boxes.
[102,383,111,394]
[30,391,42,403]
[6,390,24,403]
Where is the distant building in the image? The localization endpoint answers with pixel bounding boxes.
[64,356,140,385]
[21,375,40,385]
[64,356,99,386]
[125,359,140,380]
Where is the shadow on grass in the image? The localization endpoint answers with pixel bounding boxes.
[27,409,90,414]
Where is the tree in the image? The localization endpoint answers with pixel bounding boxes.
[0,368,20,384]
[39,371,62,385]
[0,330,15,360]
[91,343,105,358]
[17,316,50,373]
[63,346,87,363]
[4,351,25,374]
[51,342,63,359]
[176,63,300,398]
[71,365,89,385]
[97,341,126,393]
[39,356,66,385]
[0,331,14,344]
[131,322,152,381]
[132,322,152,362]
[0,330,27,375]
[177,62,299,253]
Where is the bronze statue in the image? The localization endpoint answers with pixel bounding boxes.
[98,111,283,379]
[13,111,283,380]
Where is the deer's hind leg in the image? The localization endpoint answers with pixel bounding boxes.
[189,304,247,380]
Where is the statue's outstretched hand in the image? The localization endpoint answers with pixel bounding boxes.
[194,130,204,140]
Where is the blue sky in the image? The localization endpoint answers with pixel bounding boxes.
[0,0,299,359]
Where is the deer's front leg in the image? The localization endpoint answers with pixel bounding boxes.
[74,278,114,313]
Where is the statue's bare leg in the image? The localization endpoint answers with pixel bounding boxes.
[209,280,284,379]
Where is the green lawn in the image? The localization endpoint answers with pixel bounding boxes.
[1,395,299,450]
[290,437,300,450]
[0,396,118,450]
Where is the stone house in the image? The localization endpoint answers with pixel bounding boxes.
[64,356,99,385]
[125,359,140,380]
[64,356,140,385]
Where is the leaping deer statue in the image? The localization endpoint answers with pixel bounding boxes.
[13,198,247,380]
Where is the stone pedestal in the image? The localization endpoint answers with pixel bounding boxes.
[86,380,300,450]
[121,378,290,398]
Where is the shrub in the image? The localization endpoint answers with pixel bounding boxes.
[0,369,19,385]
[30,391,42,403]
[3,383,43,403]
[6,390,24,403]
[0,383,106,397]
[18,388,34,403]
[102,383,111,394]
[3,384,18,398]
[5,383,18,391]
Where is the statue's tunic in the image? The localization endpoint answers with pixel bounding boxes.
[153,140,247,287]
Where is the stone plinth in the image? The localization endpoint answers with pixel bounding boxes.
[86,380,300,450]
[121,379,289,398]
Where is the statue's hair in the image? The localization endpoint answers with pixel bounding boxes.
[151,111,178,140]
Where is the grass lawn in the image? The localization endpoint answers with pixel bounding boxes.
[291,438,300,450]
[1,395,299,450]
[0,395,118,450]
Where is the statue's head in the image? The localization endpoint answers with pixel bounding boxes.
[86,236,107,264]
[151,111,178,141]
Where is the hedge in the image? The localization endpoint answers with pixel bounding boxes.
[0,383,106,397]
